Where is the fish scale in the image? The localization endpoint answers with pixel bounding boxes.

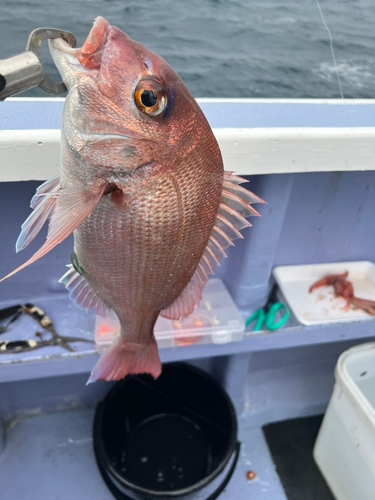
[76,165,213,332]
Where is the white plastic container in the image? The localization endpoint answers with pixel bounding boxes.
[314,342,375,500]
[95,278,245,352]
[273,261,375,326]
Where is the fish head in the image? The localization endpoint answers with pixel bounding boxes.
[49,17,204,173]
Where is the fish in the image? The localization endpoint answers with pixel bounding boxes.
[309,272,375,315]
[1,17,265,382]
[309,272,349,293]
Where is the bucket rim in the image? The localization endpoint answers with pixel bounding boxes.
[93,362,238,498]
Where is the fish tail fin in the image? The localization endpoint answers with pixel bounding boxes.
[87,334,161,384]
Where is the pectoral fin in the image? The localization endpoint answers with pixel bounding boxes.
[16,175,61,252]
[30,175,60,209]
[1,184,105,282]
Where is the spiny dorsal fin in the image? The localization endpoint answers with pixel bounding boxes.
[160,172,265,320]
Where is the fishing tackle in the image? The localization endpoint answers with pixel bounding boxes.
[71,252,84,275]
[0,302,93,353]
[0,27,76,100]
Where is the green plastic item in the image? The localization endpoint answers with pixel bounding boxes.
[245,302,289,332]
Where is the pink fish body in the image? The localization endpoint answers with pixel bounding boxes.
[1,18,264,382]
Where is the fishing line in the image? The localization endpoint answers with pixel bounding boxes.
[295,0,346,321]
[314,0,344,100]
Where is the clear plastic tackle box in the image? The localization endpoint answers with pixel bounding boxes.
[95,278,245,352]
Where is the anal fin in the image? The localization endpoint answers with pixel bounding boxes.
[59,265,112,318]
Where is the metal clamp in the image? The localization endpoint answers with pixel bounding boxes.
[0,27,76,100]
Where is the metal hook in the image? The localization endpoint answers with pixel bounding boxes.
[0,27,76,100]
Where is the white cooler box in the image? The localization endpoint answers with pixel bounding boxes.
[314,342,375,500]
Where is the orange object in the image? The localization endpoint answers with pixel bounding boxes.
[247,470,256,481]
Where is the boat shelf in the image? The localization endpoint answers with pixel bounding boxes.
[0,292,374,384]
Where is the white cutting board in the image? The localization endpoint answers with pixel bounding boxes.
[273,261,375,326]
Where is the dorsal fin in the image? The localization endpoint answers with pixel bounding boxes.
[160,172,265,320]
[59,265,112,318]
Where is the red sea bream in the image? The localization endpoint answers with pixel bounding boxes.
[1,17,264,382]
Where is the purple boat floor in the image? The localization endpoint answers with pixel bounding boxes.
[0,408,288,500]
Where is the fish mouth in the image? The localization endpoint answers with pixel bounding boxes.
[77,17,111,69]
[49,17,111,77]
[50,18,146,144]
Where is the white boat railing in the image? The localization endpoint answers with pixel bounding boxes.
[1,97,375,182]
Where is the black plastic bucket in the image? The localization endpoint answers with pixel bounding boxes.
[93,363,240,500]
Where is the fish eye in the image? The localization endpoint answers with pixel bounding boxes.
[141,90,157,107]
[134,79,167,117]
